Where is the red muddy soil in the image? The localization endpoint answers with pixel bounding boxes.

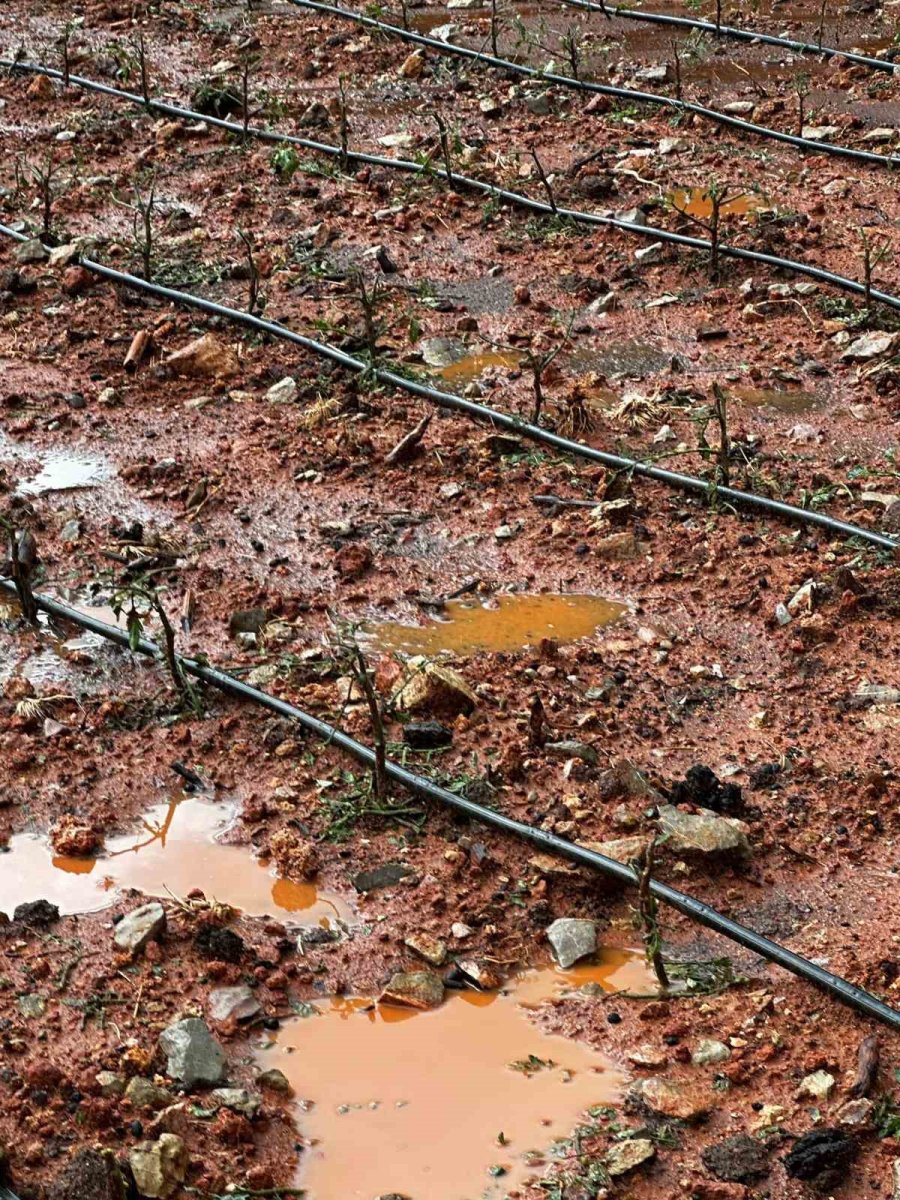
[1,0,900,1197]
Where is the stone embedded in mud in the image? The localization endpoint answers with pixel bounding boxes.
[546,918,597,969]
[47,1148,127,1200]
[14,238,48,264]
[266,376,298,404]
[228,608,270,635]
[125,1077,174,1111]
[129,1134,188,1200]
[581,835,651,867]
[210,1087,260,1116]
[837,1098,873,1127]
[702,1134,770,1182]
[165,334,240,380]
[783,1128,857,1187]
[380,970,445,1010]
[256,1067,293,1095]
[456,960,503,990]
[544,740,599,766]
[50,814,102,856]
[404,932,447,966]
[268,828,318,881]
[334,541,374,581]
[395,658,477,718]
[195,925,244,963]
[96,1071,126,1098]
[657,805,752,863]
[841,331,899,361]
[402,719,454,750]
[799,1070,836,1101]
[158,1018,226,1088]
[208,984,261,1024]
[13,899,60,926]
[353,862,416,892]
[692,1039,731,1066]
[606,1137,656,1176]
[114,902,166,953]
[594,531,645,560]
[669,765,743,817]
[636,1077,712,1123]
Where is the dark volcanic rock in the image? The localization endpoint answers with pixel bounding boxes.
[669,764,743,816]
[195,925,244,964]
[783,1129,857,1189]
[13,900,60,926]
[48,1148,127,1200]
[702,1134,770,1182]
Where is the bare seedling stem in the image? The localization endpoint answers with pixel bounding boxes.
[711,381,730,488]
[530,146,557,214]
[352,646,389,802]
[637,840,670,992]
[237,228,260,314]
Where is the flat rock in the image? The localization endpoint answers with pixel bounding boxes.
[114,902,166,953]
[208,984,261,1024]
[606,1137,656,1176]
[158,1018,226,1088]
[14,238,48,264]
[229,607,270,635]
[402,719,453,749]
[380,970,445,1010]
[266,376,298,404]
[692,1039,731,1065]
[657,804,751,862]
[420,336,466,367]
[396,659,477,718]
[702,1134,770,1182]
[165,333,239,379]
[637,1076,712,1122]
[841,331,898,361]
[129,1134,188,1199]
[125,1076,174,1111]
[404,932,447,966]
[13,899,59,926]
[210,1087,260,1116]
[353,862,416,893]
[798,1069,835,1101]
[256,1067,293,1095]
[546,917,597,969]
[544,740,599,765]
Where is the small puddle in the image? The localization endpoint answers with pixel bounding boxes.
[19,450,110,496]
[669,187,764,220]
[257,949,648,1200]
[368,593,626,657]
[0,798,352,924]
[437,349,523,386]
[729,386,819,414]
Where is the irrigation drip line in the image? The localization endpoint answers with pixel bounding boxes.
[1,578,898,1033]
[560,0,897,74]
[285,0,900,172]
[6,62,900,313]
[0,219,896,553]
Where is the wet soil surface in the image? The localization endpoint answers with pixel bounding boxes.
[1,0,900,1197]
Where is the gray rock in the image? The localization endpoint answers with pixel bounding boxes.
[657,804,751,862]
[158,1018,226,1088]
[381,970,445,1010]
[125,1076,173,1110]
[544,740,599,766]
[210,1087,260,1116]
[525,93,552,115]
[546,917,597,969]
[229,607,270,635]
[701,1133,770,1182]
[208,984,261,1024]
[692,1039,731,1066]
[114,902,166,953]
[606,1137,656,1176]
[17,994,46,1018]
[95,1071,126,1098]
[352,862,416,893]
[129,1134,188,1199]
[14,238,48,264]
[841,331,898,361]
[420,336,466,367]
[266,376,298,404]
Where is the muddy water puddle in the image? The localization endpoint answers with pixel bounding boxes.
[257,950,649,1200]
[669,187,766,219]
[0,798,352,924]
[369,593,626,656]
[19,450,110,496]
[438,349,523,385]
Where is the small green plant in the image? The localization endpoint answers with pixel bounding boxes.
[112,176,157,280]
[632,839,669,992]
[110,575,203,715]
[2,521,38,624]
[271,144,301,180]
[16,152,60,241]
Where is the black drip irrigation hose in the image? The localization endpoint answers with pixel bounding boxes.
[286,0,900,172]
[0,219,896,553]
[560,0,898,74]
[6,62,900,311]
[1,578,899,1033]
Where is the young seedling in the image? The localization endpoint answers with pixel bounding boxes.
[111,575,203,715]
[490,0,500,56]
[634,839,670,992]
[522,316,573,424]
[355,269,384,362]
[59,20,78,89]
[671,37,683,101]
[240,53,258,142]
[711,381,730,489]
[792,72,811,137]
[560,24,584,79]
[3,523,38,625]
[530,146,557,215]
[18,153,60,241]
[714,0,724,35]
[672,179,746,281]
[399,0,410,31]
[135,32,151,108]
[349,644,389,802]
[858,226,891,324]
[816,0,827,50]
[432,111,455,184]
[338,74,351,172]
[236,227,261,314]
[113,177,157,280]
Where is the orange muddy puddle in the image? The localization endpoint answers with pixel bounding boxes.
[728,386,819,414]
[0,798,352,924]
[257,950,644,1199]
[669,187,765,219]
[437,349,523,385]
[369,593,626,656]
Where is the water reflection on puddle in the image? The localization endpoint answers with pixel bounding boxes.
[437,349,523,386]
[19,451,109,496]
[0,798,352,925]
[669,187,765,220]
[369,594,626,657]
[257,949,649,1200]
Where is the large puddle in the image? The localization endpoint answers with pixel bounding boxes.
[437,349,523,386]
[257,950,650,1200]
[0,798,352,925]
[369,593,626,656]
[669,187,765,220]
[19,450,110,496]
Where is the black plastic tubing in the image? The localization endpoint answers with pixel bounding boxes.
[561,0,898,74]
[5,62,900,313]
[1,578,898,1031]
[285,0,900,171]
[0,220,895,552]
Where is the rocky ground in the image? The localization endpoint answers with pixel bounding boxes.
[2,0,900,1197]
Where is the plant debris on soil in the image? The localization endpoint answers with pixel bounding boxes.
[2,0,900,1197]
